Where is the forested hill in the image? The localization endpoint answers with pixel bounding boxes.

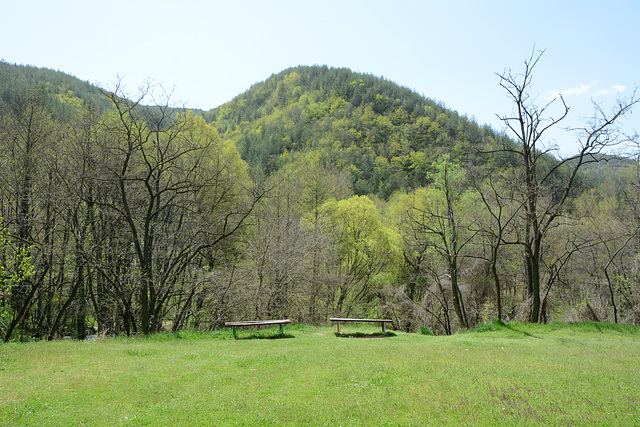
[1,62,513,199]
[0,61,113,116]
[2,61,625,198]
[204,66,509,199]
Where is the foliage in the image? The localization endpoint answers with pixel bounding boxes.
[0,61,113,116]
[0,218,36,341]
[419,325,434,335]
[0,59,638,341]
[320,195,401,316]
[0,218,35,296]
[474,318,507,332]
[207,65,507,200]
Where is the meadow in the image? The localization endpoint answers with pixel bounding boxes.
[1,321,639,426]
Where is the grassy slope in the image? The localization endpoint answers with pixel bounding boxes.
[1,323,639,426]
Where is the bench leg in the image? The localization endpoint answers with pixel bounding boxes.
[337,322,341,334]
[383,322,386,336]
[279,323,284,337]
[233,326,237,340]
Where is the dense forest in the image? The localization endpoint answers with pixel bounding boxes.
[1,57,638,341]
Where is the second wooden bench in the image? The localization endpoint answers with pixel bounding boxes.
[329,317,393,336]
[224,319,292,339]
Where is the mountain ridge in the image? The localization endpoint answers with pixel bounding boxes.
[1,61,631,198]
[203,64,509,197]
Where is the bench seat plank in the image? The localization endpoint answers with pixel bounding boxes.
[224,319,292,339]
[225,319,291,327]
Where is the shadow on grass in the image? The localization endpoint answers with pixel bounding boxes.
[474,319,541,338]
[334,331,397,338]
[502,323,541,339]
[234,333,295,340]
[474,319,640,339]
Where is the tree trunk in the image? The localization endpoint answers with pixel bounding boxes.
[4,265,48,343]
[491,253,502,322]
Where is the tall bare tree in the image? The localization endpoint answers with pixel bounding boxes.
[98,81,261,334]
[496,49,638,322]
[0,88,55,342]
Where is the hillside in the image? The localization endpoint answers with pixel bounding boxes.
[205,65,508,199]
[0,61,113,116]
[2,61,616,200]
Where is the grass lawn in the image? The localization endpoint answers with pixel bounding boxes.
[1,321,639,426]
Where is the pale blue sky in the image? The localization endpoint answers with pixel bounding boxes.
[2,0,638,154]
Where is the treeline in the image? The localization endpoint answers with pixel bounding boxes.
[0,61,639,342]
[0,77,260,341]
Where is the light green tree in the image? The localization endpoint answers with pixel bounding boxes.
[0,217,35,342]
[321,195,400,317]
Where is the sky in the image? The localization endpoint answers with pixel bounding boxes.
[2,0,638,155]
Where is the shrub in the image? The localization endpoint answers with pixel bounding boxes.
[475,318,506,332]
[419,325,434,336]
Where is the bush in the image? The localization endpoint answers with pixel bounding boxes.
[419,325,434,336]
[475,318,506,332]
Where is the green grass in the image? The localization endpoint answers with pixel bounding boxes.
[1,322,639,426]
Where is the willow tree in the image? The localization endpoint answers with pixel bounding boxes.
[321,195,399,317]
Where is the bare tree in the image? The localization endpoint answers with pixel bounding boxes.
[97,80,262,334]
[0,88,55,342]
[495,48,638,322]
[470,170,520,321]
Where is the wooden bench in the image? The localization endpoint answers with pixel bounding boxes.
[329,318,393,336]
[224,319,292,339]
